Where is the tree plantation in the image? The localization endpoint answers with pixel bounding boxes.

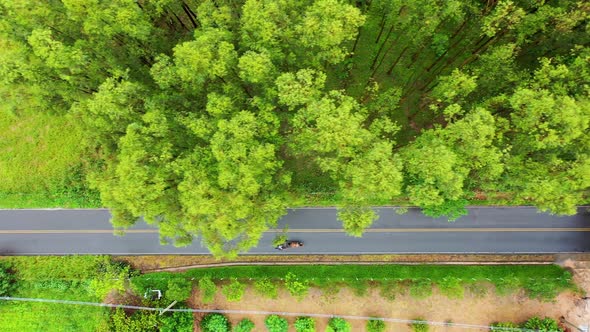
[0,0,588,256]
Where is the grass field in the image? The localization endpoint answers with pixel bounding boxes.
[0,109,100,208]
[0,256,121,332]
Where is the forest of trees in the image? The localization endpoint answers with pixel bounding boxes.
[0,0,588,256]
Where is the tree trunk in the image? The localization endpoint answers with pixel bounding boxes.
[182,3,199,29]
[386,46,408,75]
[374,12,388,43]
[370,24,395,69]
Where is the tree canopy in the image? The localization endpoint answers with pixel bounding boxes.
[1,0,588,256]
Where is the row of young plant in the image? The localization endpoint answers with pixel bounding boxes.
[201,313,409,332]
[132,264,575,303]
[202,314,564,332]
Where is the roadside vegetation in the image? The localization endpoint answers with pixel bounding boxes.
[0,256,576,331]
[1,0,588,255]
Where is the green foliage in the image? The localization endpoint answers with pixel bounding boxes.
[437,277,464,299]
[284,272,309,300]
[326,317,351,332]
[338,206,378,237]
[233,318,255,332]
[467,282,489,298]
[379,280,405,301]
[490,322,519,332]
[494,275,521,296]
[160,311,194,332]
[347,279,369,297]
[201,313,231,332]
[294,317,316,332]
[366,318,386,332]
[265,315,288,332]
[254,278,278,299]
[165,278,192,302]
[523,317,563,332]
[409,280,433,299]
[0,262,16,296]
[110,309,159,332]
[411,319,429,332]
[198,277,217,304]
[222,278,245,302]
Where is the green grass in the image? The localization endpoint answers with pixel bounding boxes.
[0,110,99,208]
[132,264,574,302]
[0,256,120,332]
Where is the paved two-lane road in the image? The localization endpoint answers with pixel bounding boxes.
[0,207,589,255]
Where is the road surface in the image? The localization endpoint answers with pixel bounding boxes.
[0,207,588,255]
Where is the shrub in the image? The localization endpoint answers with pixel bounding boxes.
[88,260,131,299]
[110,308,159,332]
[265,315,288,332]
[165,278,192,302]
[438,277,464,299]
[284,272,309,300]
[379,280,404,301]
[347,279,368,297]
[524,279,560,302]
[366,318,386,332]
[326,317,351,332]
[411,319,429,332]
[490,322,519,331]
[0,262,16,296]
[233,318,255,332]
[160,311,194,332]
[254,278,278,299]
[294,317,315,332]
[222,278,245,302]
[200,313,230,332]
[523,317,563,332]
[494,275,520,295]
[199,277,217,304]
[409,280,432,299]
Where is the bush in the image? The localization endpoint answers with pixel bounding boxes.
[467,282,488,298]
[379,280,404,301]
[254,278,278,299]
[165,278,192,302]
[409,280,432,299]
[110,308,159,332]
[490,322,519,332]
[366,318,386,332]
[160,311,193,332]
[265,315,288,332]
[523,317,563,332]
[284,272,309,300]
[524,279,560,302]
[200,313,230,332]
[294,316,315,332]
[494,275,520,295]
[0,262,16,296]
[411,319,429,332]
[222,278,245,302]
[326,317,351,332]
[438,277,464,299]
[199,277,217,304]
[347,279,368,297]
[233,318,255,332]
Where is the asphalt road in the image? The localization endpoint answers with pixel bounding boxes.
[0,207,589,255]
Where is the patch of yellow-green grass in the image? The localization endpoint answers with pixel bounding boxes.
[0,110,100,207]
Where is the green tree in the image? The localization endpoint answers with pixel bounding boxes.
[199,277,217,304]
[201,313,231,332]
[222,278,245,302]
[265,315,288,332]
[366,318,386,332]
[326,318,351,332]
[284,272,309,300]
[233,319,255,332]
[523,317,563,332]
[254,278,278,299]
[294,317,315,332]
[160,311,194,332]
[165,278,192,302]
